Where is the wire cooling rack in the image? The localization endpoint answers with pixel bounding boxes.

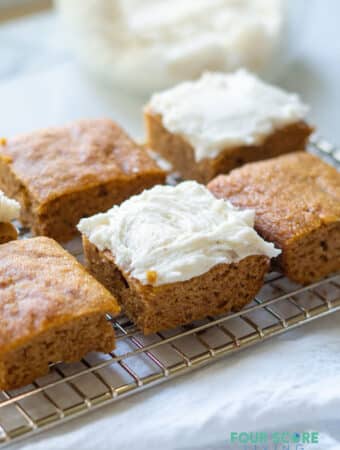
[0,137,339,448]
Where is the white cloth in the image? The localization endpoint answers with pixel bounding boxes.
[8,315,340,450]
[1,1,340,448]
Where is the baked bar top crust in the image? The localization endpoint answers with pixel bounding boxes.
[0,237,120,355]
[0,119,165,205]
[208,152,340,247]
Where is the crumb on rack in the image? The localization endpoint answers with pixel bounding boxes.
[146,270,158,284]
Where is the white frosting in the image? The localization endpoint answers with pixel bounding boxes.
[0,191,20,223]
[78,181,280,286]
[57,0,282,93]
[148,70,309,162]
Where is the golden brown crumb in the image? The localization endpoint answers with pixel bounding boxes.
[146,270,158,285]
[0,138,7,146]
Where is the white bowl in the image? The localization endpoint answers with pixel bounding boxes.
[56,0,284,95]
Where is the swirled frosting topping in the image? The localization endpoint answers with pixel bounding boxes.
[78,181,280,286]
[0,191,20,223]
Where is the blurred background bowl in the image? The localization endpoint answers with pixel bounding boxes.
[55,0,284,95]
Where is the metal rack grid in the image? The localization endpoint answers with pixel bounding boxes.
[0,138,339,448]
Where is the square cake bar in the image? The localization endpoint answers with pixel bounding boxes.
[208,152,340,284]
[0,237,120,390]
[0,119,166,242]
[79,182,279,334]
[145,70,313,183]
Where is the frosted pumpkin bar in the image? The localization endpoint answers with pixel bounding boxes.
[78,181,280,334]
[144,70,313,183]
[0,237,120,390]
[0,190,20,244]
[0,119,166,242]
[208,152,340,284]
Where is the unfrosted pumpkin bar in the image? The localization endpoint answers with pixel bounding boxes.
[0,119,166,242]
[0,190,20,244]
[0,237,120,390]
[78,181,280,334]
[208,152,340,284]
[144,70,313,183]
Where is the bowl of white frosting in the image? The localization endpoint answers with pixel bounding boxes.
[56,0,283,94]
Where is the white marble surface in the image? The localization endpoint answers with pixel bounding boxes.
[0,12,68,81]
[1,1,340,449]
